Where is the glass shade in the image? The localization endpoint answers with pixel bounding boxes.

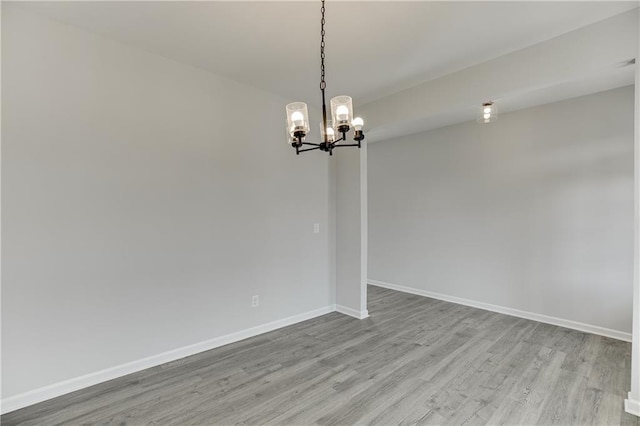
[286,102,310,137]
[477,102,498,124]
[330,96,353,130]
[320,121,335,143]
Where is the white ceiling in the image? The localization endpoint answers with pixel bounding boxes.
[12,1,639,108]
[365,64,637,143]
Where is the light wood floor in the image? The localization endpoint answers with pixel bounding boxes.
[3,285,638,425]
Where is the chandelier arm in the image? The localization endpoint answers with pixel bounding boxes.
[298,146,322,153]
[301,142,321,146]
[333,143,361,148]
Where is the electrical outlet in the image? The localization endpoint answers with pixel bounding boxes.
[252,295,259,307]
[313,223,320,234]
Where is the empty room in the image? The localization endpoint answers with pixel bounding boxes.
[1,1,640,425]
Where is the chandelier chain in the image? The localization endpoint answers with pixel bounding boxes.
[320,0,326,90]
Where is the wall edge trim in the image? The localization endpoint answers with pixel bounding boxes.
[336,304,369,319]
[625,393,640,417]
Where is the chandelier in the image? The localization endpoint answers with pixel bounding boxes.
[285,0,365,156]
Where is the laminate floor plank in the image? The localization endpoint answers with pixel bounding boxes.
[3,285,638,426]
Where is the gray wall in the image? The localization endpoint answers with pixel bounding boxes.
[369,86,635,333]
[2,6,333,398]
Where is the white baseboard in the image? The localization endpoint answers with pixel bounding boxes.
[368,279,631,342]
[626,393,640,417]
[336,304,369,319]
[1,305,336,415]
